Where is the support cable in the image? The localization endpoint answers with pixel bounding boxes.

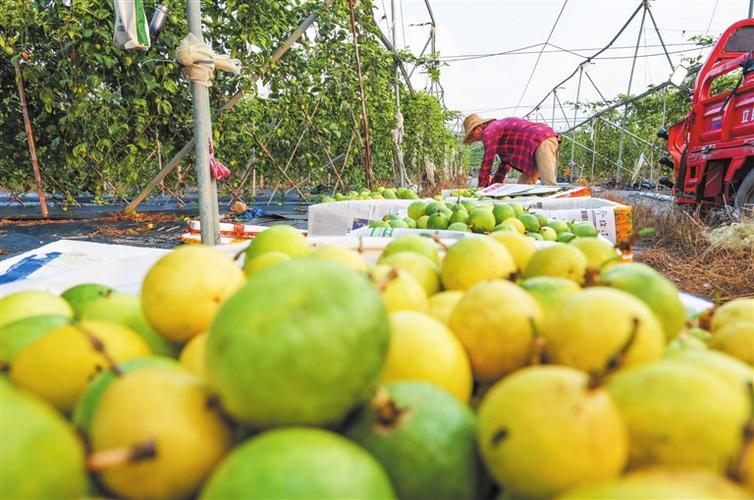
[645,2,675,72]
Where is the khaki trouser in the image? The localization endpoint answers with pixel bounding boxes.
[519,136,559,185]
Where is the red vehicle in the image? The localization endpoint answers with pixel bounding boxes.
[660,19,754,210]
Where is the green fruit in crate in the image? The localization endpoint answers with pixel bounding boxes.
[321,196,335,203]
[389,219,409,229]
[310,246,368,273]
[477,366,628,498]
[521,274,580,306]
[0,290,73,327]
[334,192,345,201]
[448,209,469,225]
[427,214,449,230]
[207,260,390,427]
[379,252,440,296]
[90,366,233,498]
[201,428,396,500]
[541,287,665,374]
[425,201,444,215]
[417,215,429,229]
[600,263,686,341]
[345,382,482,500]
[450,202,466,212]
[572,221,599,237]
[607,362,749,472]
[144,245,246,343]
[370,220,389,228]
[710,298,754,332]
[407,200,428,220]
[523,245,588,283]
[468,208,496,234]
[403,217,417,228]
[439,207,454,219]
[539,226,558,241]
[490,231,537,272]
[61,283,113,318]
[10,320,151,412]
[557,231,576,243]
[510,202,525,216]
[492,223,515,233]
[526,231,544,241]
[244,251,291,277]
[708,321,754,365]
[461,200,477,213]
[380,234,440,265]
[441,238,516,291]
[81,291,179,357]
[360,190,371,197]
[0,314,71,364]
[559,467,752,499]
[447,222,470,232]
[535,213,549,226]
[382,188,397,199]
[1,378,87,499]
[427,291,464,326]
[450,280,543,381]
[546,219,570,234]
[492,203,516,223]
[570,237,620,270]
[517,213,540,232]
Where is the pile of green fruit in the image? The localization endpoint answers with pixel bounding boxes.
[369,198,601,243]
[316,186,419,203]
[1,226,753,499]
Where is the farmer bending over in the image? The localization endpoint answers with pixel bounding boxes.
[463,114,560,187]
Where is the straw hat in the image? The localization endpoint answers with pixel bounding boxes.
[462,114,494,144]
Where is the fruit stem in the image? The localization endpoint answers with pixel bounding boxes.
[233,245,248,261]
[583,267,601,287]
[87,439,157,471]
[430,234,449,251]
[373,268,399,292]
[77,324,123,376]
[588,318,639,388]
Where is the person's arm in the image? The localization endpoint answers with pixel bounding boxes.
[478,140,496,187]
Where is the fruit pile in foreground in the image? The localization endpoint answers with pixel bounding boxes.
[370,198,601,243]
[1,226,753,499]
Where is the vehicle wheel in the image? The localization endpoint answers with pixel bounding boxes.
[734,167,754,214]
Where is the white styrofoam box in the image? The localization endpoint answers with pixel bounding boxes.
[307,199,417,236]
[524,197,632,244]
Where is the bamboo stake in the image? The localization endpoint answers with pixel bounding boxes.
[14,60,48,218]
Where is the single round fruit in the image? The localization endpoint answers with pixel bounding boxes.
[416,215,429,229]
[478,366,628,498]
[502,218,526,234]
[539,226,558,241]
[380,235,440,266]
[546,219,570,234]
[492,204,516,224]
[0,314,71,364]
[520,276,581,311]
[10,320,151,412]
[426,291,464,326]
[244,225,310,260]
[0,290,73,327]
[346,382,482,500]
[450,280,543,381]
[601,263,687,341]
[142,245,246,342]
[379,253,440,296]
[424,200,445,215]
[491,223,515,233]
[90,367,233,498]
[371,265,429,313]
[525,231,544,240]
[572,221,599,237]
[489,231,537,273]
[447,222,470,232]
[310,245,368,273]
[707,320,754,365]
[557,231,576,243]
[243,251,291,277]
[522,245,588,283]
[201,428,395,499]
[441,237,516,291]
[1,379,87,499]
[389,219,409,229]
[448,209,469,225]
[207,259,390,427]
[61,283,113,318]
[180,331,208,378]
[711,298,754,331]
[607,361,749,472]
[570,237,620,270]
[407,200,428,220]
[468,208,496,234]
[517,213,540,233]
[382,312,472,402]
[427,214,449,230]
[541,287,665,374]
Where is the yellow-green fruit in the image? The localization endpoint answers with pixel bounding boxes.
[569,236,620,270]
[607,361,750,472]
[10,321,151,412]
[371,265,428,313]
[382,312,472,403]
[90,367,233,498]
[441,237,516,291]
[380,234,440,266]
[380,252,440,296]
[310,246,368,273]
[478,366,628,498]
[489,231,537,272]
[1,379,87,499]
[243,251,290,277]
[449,280,543,381]
[0,290,73,326]
[244,225,311,260]
[502,218,526,234]
[559,466,752,499]
[541,287,665,374]
[519,276,581,313]
[522,245,588,284]
[179,332,208,378]
[711,298,754,331]
[141,245,246,343]
[427,291,464,326]
[708,321,754,365]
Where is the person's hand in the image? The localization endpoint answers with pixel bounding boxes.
[478,174,490,187]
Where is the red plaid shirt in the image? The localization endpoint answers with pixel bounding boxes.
[478,118,558,187]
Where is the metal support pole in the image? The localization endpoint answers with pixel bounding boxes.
[615,1,647,183]
[590,120,598,182]
[569,64,584,181]
[750,0,753,19]
[392,0,407,186]
[186,0,220,244]
[551,91,557,128]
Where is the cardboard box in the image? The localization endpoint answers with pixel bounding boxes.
[307,200,414,236]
